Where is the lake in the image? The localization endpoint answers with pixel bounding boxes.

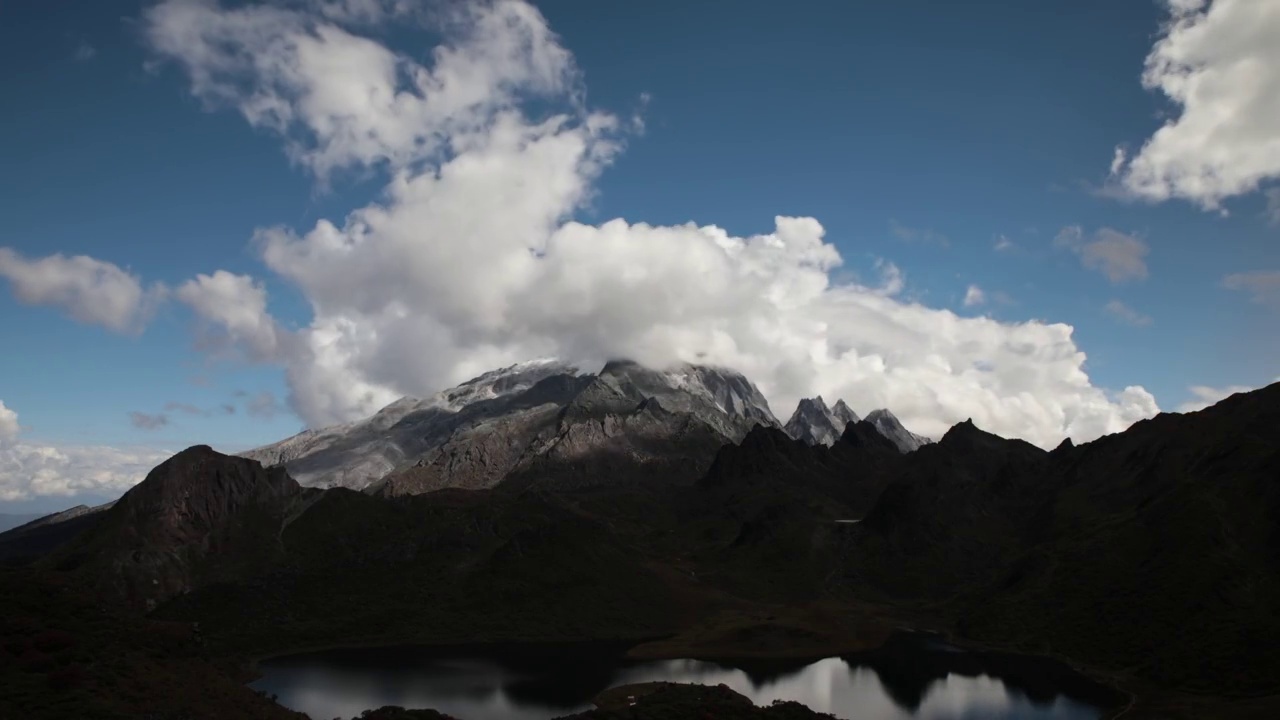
[250,632,1125,720]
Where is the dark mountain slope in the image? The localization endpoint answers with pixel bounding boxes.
[839,383,1280,694]
[46,445,308,609]
[681,422,901,602]
[8,381,1280,717]
[153,485,689,653]
[0,502,114,563]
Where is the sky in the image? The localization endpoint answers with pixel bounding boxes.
[1,0,1278,512]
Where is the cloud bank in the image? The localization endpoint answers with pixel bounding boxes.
[0,400,171,501]
[117,0,1165,450]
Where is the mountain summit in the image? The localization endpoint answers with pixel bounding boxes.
[242,359,780,494]
[783,396,860,446]
[864,408,934,453]
[784,398,931,452]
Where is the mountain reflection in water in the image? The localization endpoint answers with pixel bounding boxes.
[251,633,1125,720]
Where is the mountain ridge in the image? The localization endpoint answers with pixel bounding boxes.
[4,382,1280,718]
[242,359,782,494]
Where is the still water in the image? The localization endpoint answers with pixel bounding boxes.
[251,633,1125,720]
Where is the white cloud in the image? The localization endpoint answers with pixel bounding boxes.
[0,400,171,501]
[993,235,1016,252]
[74,42,97,61]
[1109,0,1280,210]
[1177,382,1264,413]
[129,0,1162,449]
[144,0,591,182]
[304,0,416,25]
[1054,226,1150,284]
[1223,270,1280,309]
[0,401,18,441]
[1104,299,1153,327]
[963,285,985,307]
[0,248,166,334]
[175,271,284,361]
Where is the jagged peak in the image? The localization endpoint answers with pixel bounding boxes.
[170,444,217,460]
[1053,437,1075,453]
[839,419,901,453]
[128,445,294,500]
[739,423,797,449]
[795,395,831,411]
[866,408,900,424]
[940,418,980,441]
[831,399,858,419]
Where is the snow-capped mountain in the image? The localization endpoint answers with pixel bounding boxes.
[783,398,932,452]
[240,358,583,489]
[241,358,780,492]
[783,396,860,447]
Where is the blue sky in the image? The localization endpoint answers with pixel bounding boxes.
[1,0,1277,512]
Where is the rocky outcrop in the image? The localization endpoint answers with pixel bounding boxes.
[49,446,307,608]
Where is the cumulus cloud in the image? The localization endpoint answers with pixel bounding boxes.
[0,400,171,501]
[1055,226,1150,284]
[1104,300,1153,327]
[175,271,284,361]
[134,0,1161,449]
[0,248,166,333]
[1109,0,1280,210]
[1223,270,1280,309]
[1177,381,1270,413]
[963,285,985,308]
[144,0,591,181]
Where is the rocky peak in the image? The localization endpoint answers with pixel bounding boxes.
[937,418,1047,463]
[590,359,779,442]
[839,419,902,453]
[831,399,859,427]
[785,396,862,447]
[865,409,933,453]
[702,424,807,487]
[59,446,304,608]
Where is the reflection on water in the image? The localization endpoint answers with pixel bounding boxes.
[251,633,1124,720]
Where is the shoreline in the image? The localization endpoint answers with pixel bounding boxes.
[243,623,1136,715]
